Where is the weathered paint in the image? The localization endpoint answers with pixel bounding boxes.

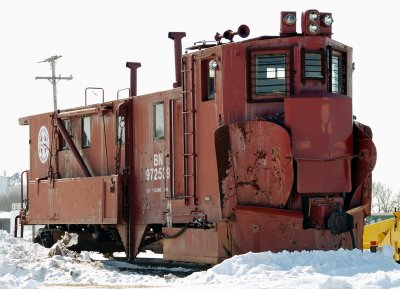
[19,10,376,264]
[27,175,122,224]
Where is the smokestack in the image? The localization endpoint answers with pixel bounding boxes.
[126,62,141,97]
[168,32,186,88]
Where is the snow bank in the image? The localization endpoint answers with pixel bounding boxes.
[1,229,400,289]
[0,230,166,289]
[179,249,400,288]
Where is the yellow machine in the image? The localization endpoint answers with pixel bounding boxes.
[363,212,400,262]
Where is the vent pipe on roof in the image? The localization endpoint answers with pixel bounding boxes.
[168,32,186,88]
[126,62,141,97]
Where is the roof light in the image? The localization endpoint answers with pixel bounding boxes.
[283,13,296,26]
[209,60,218,71]
[308,23,320,34]
[308,10,319,22]
[322,15,334,26]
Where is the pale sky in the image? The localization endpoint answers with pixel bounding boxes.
[1,0,398,192]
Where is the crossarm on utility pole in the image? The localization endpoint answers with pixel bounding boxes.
[35,55,73,112]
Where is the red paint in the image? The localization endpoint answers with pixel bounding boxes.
[19,9,376,264]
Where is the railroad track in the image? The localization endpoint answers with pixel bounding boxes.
[98,257,211,278]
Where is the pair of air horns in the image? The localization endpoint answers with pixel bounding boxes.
[214,24,250,43]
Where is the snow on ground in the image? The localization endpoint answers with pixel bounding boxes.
[1,229,400,289]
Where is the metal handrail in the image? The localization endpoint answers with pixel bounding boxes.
[117,88,131,100]
[20,170,28,210]
[85,87,104,105]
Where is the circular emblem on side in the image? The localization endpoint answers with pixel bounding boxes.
[38,126,49,163]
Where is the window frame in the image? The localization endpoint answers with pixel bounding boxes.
[327,46,347,95]
[115,115,125,144]
[201,58,216,101]
[247,47,292,103]
[61,119,72,150]
[302,49,326,83]
[153,101,165,140]
[81,116,91,149]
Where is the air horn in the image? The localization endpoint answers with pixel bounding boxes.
[214,24,250,43]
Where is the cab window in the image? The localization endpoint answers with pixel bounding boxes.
[153,102,165,140]
[61,119,72,150]
[328,49,347,95]
[202,59,216,101]
[248,49,290,102]
[81,116,91,148]
[304,52,323,79]
[116,115,125,144]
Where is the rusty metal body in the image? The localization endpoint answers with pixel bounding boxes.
[19,10,376,264]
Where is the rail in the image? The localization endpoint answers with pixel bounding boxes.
[117,88,131,100]
[14,170,29,238]
[20,170,28,208]
[85,87,104,105]
[181,54,198,205]
[14,215,23,238]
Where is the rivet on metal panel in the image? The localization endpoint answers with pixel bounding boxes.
[252,224,260,233]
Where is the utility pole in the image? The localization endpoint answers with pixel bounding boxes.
[35,55,73,112]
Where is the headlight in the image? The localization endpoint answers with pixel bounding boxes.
[322,15,334,26]
[209,60,218,71]
[308,10,320,22]
[308,23,320,34]
[283,13,296,26]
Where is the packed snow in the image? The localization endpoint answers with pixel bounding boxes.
[1,230,400,289]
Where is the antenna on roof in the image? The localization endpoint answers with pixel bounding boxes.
[35,55,73,112]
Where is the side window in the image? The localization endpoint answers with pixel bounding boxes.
[81,116,91,148]
[153,102,164,140]
[328,48,347,95]
[332,55,340,92]
[248,49,289,102]
[116,115,125,144]
[304,51,323,79]
[61,119,72,150]
[202,59,216,101]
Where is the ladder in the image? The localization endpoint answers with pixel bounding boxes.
[181,55,197,205]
